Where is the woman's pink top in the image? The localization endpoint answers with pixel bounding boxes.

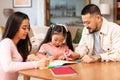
[0,38,39,80]
[36,42,73,59]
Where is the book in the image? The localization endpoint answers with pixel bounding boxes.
[50,66,77,76]
[49,60,76,67]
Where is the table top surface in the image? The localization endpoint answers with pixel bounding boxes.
[19,62,120,80]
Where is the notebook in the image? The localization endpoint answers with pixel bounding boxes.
[49,60,76,67]
[50,66,77,76]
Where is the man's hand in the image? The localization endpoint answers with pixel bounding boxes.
[81,55,101,63]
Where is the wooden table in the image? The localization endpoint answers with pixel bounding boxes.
[19,62,120,80]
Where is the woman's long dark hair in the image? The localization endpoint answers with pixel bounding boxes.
[2,12,32,62]
[39,24,74,51]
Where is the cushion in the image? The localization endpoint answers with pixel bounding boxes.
[30,33,46,54]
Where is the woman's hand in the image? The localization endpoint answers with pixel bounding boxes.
[47,56,55,61]
[27,54,40,61]
[38,58,50,68]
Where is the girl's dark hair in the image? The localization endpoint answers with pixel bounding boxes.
[2,12,32,62]
[81,4,101,15]
[39,24,74,51]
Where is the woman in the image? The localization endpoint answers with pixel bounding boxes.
[0,12,49,80]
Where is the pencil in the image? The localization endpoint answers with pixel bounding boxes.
[45,50,52,56]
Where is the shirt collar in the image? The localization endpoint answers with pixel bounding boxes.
[99,17,109,35]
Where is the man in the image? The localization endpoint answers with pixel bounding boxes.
[69,4,120,63]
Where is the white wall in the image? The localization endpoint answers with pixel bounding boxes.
[91,0,113,21]
[37,0,44,26]
[0,0,13,26]
[14,0,38,25]
[0,0,45,26]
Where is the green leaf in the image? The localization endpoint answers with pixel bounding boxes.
[73,29,82,44]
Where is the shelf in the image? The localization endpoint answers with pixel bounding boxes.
[114,0,120,24]
[50,9,76,18]
[115,20,120,24]
[50,8,75,11]
[50,6,76,18]
[48,0,90,26]
[117,2,120,8]
[51,16,80,18]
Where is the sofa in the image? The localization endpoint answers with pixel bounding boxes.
[30,26,83,54]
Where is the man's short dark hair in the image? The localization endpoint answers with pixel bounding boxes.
[81,4,101,15]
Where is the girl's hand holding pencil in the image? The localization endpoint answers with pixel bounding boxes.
[58,55,66,60]
[66,52,81,61]
[63,50,80,61]
[57,50,72,61]
[45,50,55,61]
[64,50,70,60]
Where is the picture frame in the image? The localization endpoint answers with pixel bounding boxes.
[13,0,32,8]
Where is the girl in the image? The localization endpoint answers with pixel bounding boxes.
[0,12,49,80]
[36,24,79,60]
